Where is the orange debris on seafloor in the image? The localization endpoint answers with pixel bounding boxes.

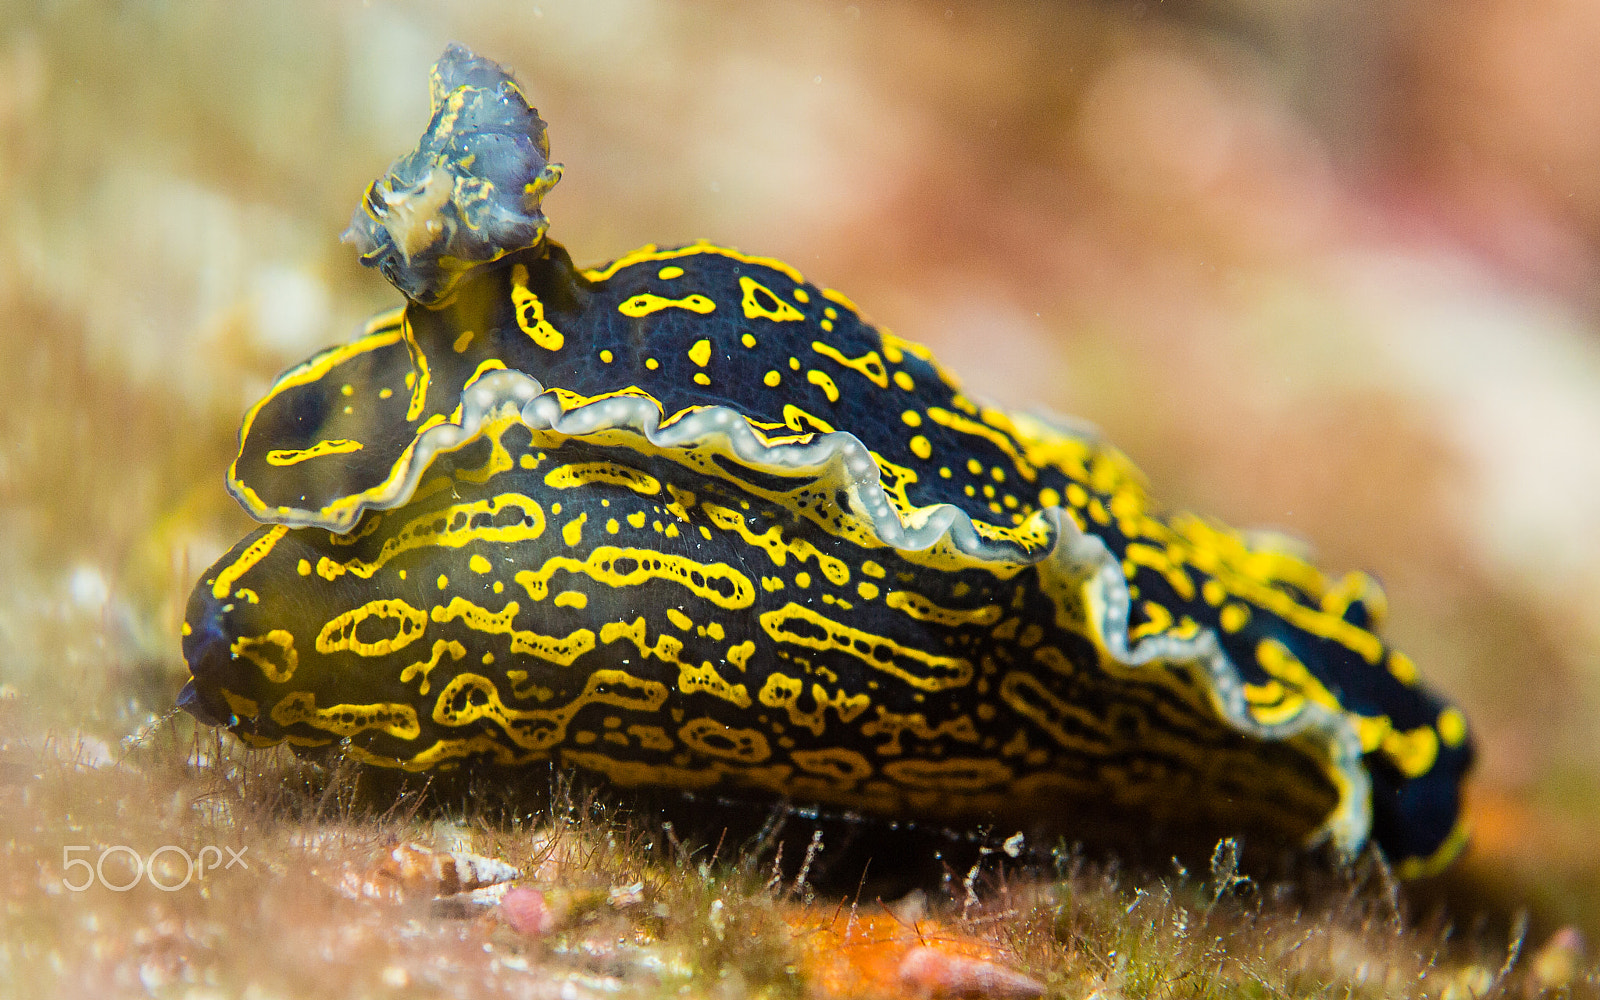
[785,908,1045,999]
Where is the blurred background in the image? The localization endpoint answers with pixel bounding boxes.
[2,0,1596,936]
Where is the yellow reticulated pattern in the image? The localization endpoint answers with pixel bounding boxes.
[189,236,1474,875]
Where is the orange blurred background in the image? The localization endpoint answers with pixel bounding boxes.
[1,0,1595,934]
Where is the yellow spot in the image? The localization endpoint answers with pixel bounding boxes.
[739,276,804,321]
[297,559,311,576]
[554,590,588,609]
[1038,487,1061,508]
[1122,542,1196,601]
[789,356,800,370]
[861,561,886,579]
[469,554,492,574]
[545,462,661,497]
[693,372,711,386]
[820,319,833,332]
[657,265,684,279]
[491,580,500,592]
[427,668,660,753]
[510,264,565,350]
[452,329,474,353]
[727,640,755,671]
[211,526,287,598]
[893,371,914,391]
[664,483,697,521]
[600,349,614,363]
[666,607,693,631]
[759,674,871,737]
[516,547,756,609]
[901,410,922,427]
[379,387,394,399]
[794,747,873,783]
[882,757,1011,791]
[317,599,429,657]
[682,338,713,367]
[619,292,716,317]
[1437,707,1468,748]
[909,435,932,459]
[680,717,769,762]
[646,358,659,370]
[886,591,1002,627]
[627,511,647,529]
[759,603,973,691]
[400,639,465,696]
[1255,638,1345,719]
[702,504,851,585]
[401,316,431,421]
[1202,579,1227,606]
[807,369,840,402]
[562,513,588,547]
[181,622,192,636]
[271,692,419,740]
[793,287,810,303]
[308,494,546,582]
[998,671,1108,755]
[437,574,449,589]
[857,582,879,600]
[231,630,298,682]
[215,689,258,723]
[266,439,364,466]
[340,383,354,396]
[810,342,888,387]
[1219,603,1250,633]
[741,333,757,348]
[431,598,597,666]
[925,406,1038,483]
[795,572,811,589]
[628,725,674,751]
[606,518,620,534]
[1243,679,1302,726]
[1388,651,1419,684]
[763,370,781,387]
[602,618,750,707]
[1383,725,1440,779]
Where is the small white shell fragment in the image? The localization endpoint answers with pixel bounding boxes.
[339,842,521,902]
[897,945,1045,1000]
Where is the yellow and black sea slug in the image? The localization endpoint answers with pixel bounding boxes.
[181,43,1473,877]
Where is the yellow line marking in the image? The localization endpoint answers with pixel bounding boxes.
[266,439,365,466]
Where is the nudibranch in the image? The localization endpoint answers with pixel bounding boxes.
[181,43,1473,876]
